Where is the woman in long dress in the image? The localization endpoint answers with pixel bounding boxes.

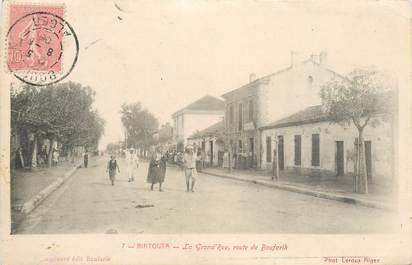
[106,155,120,186]
[146,147,166,192]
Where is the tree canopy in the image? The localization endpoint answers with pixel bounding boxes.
[120,102,159,151]
[11,81,105,155]
[320,68,395,193]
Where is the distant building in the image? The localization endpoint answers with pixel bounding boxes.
[171,95,224,151]
[260,105,394,186]
[222,52,343,169]
[187,120,225,167]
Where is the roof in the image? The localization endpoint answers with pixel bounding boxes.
[188,120,224,140]
[172,95,224,117]
[221,59,345,99]
[260,90,396,130]
[260,105,329,130]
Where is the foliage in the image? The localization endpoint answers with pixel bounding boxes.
[120,102,159,150]
[320,68,395,193]
[106,142,122,154]
[11,82,105,166]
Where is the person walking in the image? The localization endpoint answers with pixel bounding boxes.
[183,145,196,192]
[83,150,89,168]
[146,147,166,192]
[106,155,120,186]
[126,149,133,182]
[127,149,139,182]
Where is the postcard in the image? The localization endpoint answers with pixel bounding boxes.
[0,0,411,264]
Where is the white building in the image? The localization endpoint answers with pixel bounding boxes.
[171,95,224,151]
[260,105,395,186]
[187,120,225,167]
[222,52,343,168]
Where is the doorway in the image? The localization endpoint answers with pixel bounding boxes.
[336,141,344,176]
[209,141,214,165]
[278,136,284,170]
[249,137,254,167]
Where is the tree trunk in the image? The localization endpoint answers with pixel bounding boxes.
[48,138,55,168]
[356,129,368,194]
[31,136,38,168]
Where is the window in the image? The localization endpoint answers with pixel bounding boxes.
[311,134,320,166]
[238,103,243,131]
[248,99,254,122]
[294,135,301,166]
[266,136,272,162]
[229,104,234,124]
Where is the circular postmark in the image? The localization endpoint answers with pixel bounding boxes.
[7,11,79,86]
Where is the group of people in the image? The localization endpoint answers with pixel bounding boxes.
[105,145,200,192]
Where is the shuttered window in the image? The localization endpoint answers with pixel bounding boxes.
[238,103,243,131]
[229,104,234,124]
[294,135,301,166]
[266,136,272,162]
[311,134,320,166]
[248,99,254,122]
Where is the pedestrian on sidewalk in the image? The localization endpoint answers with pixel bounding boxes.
[146,147,166,192]
[83,150,89,168]
[52,148,59,166]
[106,155,120,186]
[183,145,196,192]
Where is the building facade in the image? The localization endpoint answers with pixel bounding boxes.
[187,120,225,167]
[260,105,394,185]
[171,95,224,151]
[222,52,342,169]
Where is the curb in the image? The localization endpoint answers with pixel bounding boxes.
[202,170,393,211]
[20,162,81,215]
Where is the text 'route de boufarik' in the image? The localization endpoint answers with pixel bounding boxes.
[122,242,288,252]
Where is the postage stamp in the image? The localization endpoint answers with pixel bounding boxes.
[6,4,79,86]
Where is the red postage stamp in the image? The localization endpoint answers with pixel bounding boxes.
[7,4,79,86]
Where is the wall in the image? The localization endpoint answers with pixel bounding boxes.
[187,137,223,167]
[259,61,340,128]
[183,112,223,145]
[260,116,394,183]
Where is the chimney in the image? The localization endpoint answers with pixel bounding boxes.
[249,73,257,83]
[319,51,327,66]
[291,51,299,67]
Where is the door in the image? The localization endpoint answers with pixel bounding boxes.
[336,141,344,176]
[249,137,254,167]
[364,141,372,181]
[209,141,214,165]
[278,136,284,170]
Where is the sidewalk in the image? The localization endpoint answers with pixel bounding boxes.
[11,161,81,231]
[201,167,395,210]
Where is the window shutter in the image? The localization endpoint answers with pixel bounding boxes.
[266,136,272,162]
[311,134,320,166]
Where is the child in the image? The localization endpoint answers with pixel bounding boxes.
[106,155,120,186]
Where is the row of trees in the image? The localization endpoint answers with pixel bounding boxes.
[11,82,105,168]
[120,102,159,157]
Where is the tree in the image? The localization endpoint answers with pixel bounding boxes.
[120,102,159,157]
[320,68,394,193]
[11,82,105,168]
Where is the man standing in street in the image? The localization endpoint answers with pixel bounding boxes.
[183,145,196,192]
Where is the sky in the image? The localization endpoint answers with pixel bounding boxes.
[4,0,411,149]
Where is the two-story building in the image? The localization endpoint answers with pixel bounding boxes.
[171,95,224,151]
[222,52,343,169]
